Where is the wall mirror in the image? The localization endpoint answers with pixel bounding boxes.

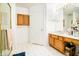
[63,3,79,31]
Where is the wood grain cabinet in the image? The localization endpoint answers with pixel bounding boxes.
[51,35,58,48]
[54,36,64,53]
[64,37,79,45]
[49,34,79,55]
[56,36,64,53]
[17,14,30,26]
[49,34,64,53]
[49,34,55,47]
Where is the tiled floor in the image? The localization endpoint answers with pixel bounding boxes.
[10,43,64,56]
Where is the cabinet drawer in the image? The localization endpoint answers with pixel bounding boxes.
[64,37,79,45]
[64,37,72,42]
[59,36,63,41]
[71,39,79,45]
[51,35,58,38]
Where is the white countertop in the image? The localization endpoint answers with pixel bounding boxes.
[49,32,79,40]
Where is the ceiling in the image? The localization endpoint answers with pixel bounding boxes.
[63,3,79,15]
[16,3,79,14]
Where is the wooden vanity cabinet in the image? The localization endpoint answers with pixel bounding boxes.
[49,34,64,53]
[49,34,79,55]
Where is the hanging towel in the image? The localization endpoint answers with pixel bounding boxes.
[2,30,5,50]
[5,30,8,49]
[7,29,12,50]
[0,30,2,56]
[2,30,8,50]
[0,9,2,55]
[0,29,12,56]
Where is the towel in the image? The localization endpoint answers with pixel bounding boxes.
[13,52,25,56]
[2,30,8,50]
[7,29,12,50]
[0,29,12,56]
[0,30,2,55]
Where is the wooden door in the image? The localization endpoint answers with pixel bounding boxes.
[17,14,24,25]
[24,15,29,26]
[55,36,64,53]
[48,34,51,45]
[49,35,54,46]
[52,35,58,48]
[58,37,64,53]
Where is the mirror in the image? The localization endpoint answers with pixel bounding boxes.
[63,3,79,31]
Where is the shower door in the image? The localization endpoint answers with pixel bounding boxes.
[0,3,12,56]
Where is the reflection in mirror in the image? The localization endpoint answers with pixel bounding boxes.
[63,3,79,33]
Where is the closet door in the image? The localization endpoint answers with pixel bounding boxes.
[17,14,30,26]
[17,14,24,25]
[24,15,29,26]
[29,4,47,45]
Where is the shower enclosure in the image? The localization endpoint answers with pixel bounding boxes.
[0,3,12,56]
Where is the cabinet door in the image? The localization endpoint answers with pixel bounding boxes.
[49,36,51,45]
[49,35,52,45]
[17,14,24,25]
[24,15,29,26]
[52,35,58,48]
[55,37,64,53]
[50,37,54,46]
[49,34,54,46]
[51,36,55,46]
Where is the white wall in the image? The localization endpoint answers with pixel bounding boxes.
[47,3,64,33]
[15,7,29,47]
[9,3,16,50]
[16,7,29,15]
[10,4,29,49]
[10,3,64,49]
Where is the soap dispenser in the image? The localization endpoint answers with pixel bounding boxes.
[71,31,73,35]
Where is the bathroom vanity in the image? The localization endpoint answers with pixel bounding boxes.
[49,32,79,55]
[48,3,79,56]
